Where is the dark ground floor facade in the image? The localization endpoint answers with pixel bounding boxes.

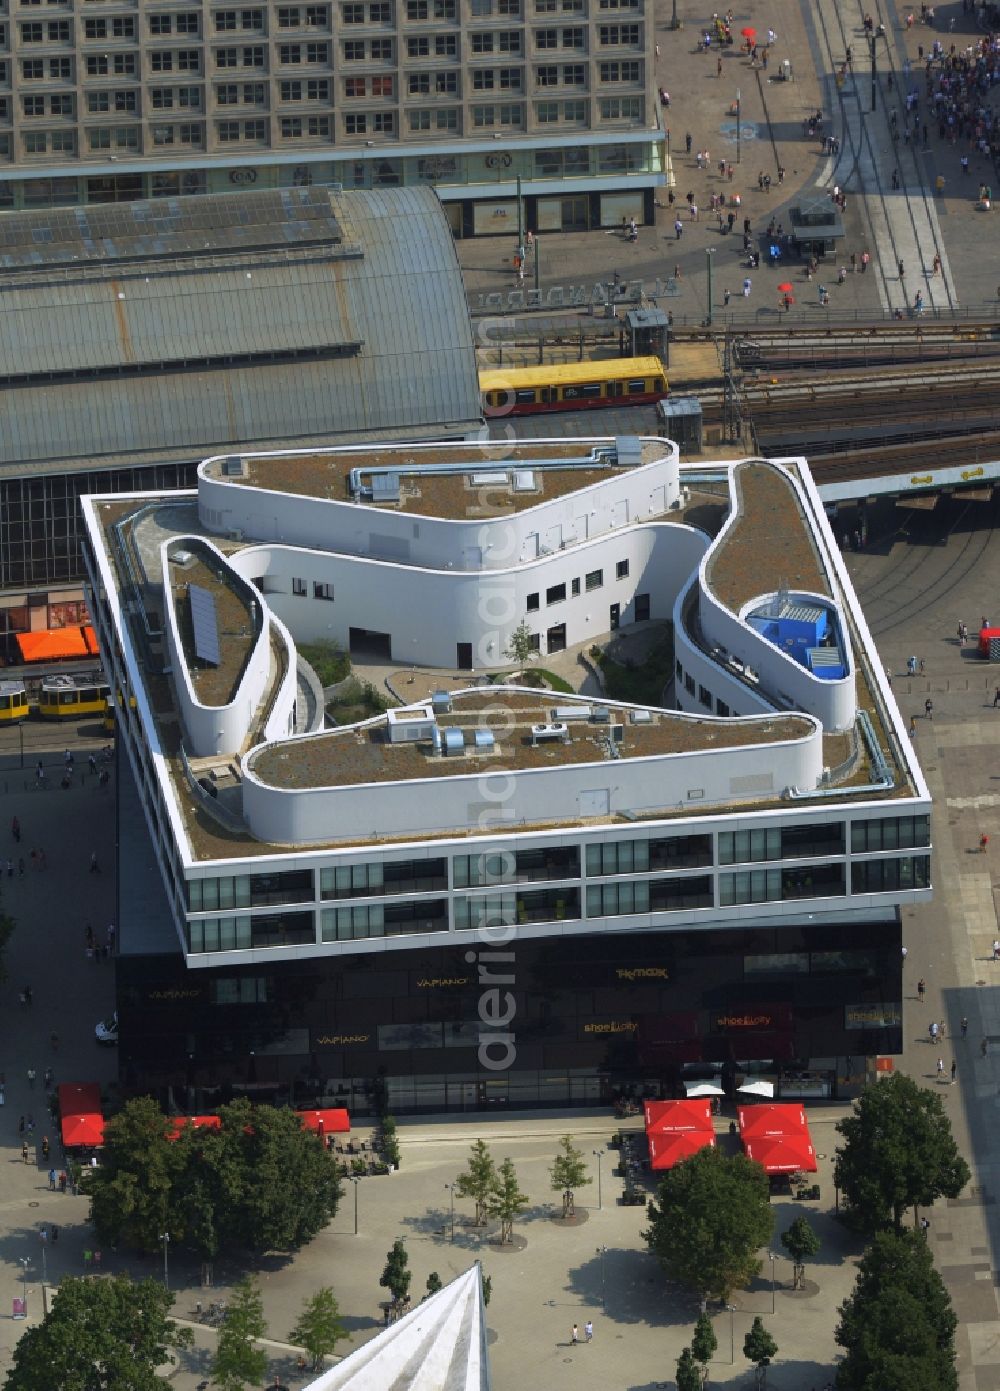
[116,913,902,1118]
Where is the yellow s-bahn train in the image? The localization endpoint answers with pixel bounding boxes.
[37,673,111,720]
[480,355,668,418]
[0,681,29,725]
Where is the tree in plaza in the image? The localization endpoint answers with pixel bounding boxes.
[209,1099,343,1254]
[83,1096,183,1253]
[549,1135,592,1218]
[835,1230,958,1391]
[84,1097,342,1260]
[676,1346,703,1391]
[486,1156,530,1245]
[780,1215,822,1291]
[691,1310,719,1382]
[211,1279,268,1391]
[380,1239,412,1308]
[643,1147,773,1301]
[454,1139,498,1227]
[503,620,539,668]
[425,1271,443,1298]
[743,1315,778,1389]
[5,1274,192,1391]
[834,1072,970,1233]
[289,1287,346,1371]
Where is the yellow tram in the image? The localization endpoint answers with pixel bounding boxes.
[0,680,29,724]
[37,672,111,720]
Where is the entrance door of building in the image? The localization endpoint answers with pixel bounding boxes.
[546,624,566,654]
[457,642,473,670]
[635,593,650,622]
[609,603,620,631]
[348,627,392,660]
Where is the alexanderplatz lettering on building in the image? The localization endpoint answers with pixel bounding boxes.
[82,436,929,1114]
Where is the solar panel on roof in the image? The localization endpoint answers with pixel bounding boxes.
[189,583,221,667]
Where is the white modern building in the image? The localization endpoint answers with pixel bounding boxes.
[82,437,929,1114]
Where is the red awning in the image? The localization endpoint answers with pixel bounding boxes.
[644,1099,714,1135]
[649,1130,717,1170]
[737,1104,809,1140]
[297,1108,350,1135]
[16,627,91,662]
[743,1133,817,1174]
[57,1082,104,1149]
[166,1115,223,1141]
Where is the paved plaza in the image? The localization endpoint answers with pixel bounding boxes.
[459,0,1000,324]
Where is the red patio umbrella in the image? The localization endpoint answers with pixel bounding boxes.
[644,1099,714,1134]
[741,25,757,37]
[738,1103,809,1140]
[777,281,795,293]
[649,1130,717,1170]
[744,1133,817,1174]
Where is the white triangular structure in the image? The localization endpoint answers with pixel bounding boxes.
[305,1263,491,1391]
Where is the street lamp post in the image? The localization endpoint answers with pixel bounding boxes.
[670,0,679,29]
[727,1303,736,1362]
[39,1230,48,1287]
[445,1183,455,1243]
[19,1258,28,1318]
[869,33,877,113]
[592,1149,603,1210]
[768,1251,776,1313]
[706,247,715,326]
[159,1232,169,1289]
[596,1245,608,1309]
[352,1177,360,1236]
[736,89,742,165]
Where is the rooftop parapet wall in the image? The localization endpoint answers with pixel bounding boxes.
[197,438,681,573]
[699,462,856,733]
[240,689,823,848]
[161,536,275,759]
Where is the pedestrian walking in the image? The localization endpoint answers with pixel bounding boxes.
[43,1067,53,1089]
[48,1168,56,1190]
[982,1037,990,1057]
[907,655,917,676]
[27,1068,35,1088]
[901,945,908,964]
[917,977,926,1001]
[936,1056,944,1076]
[925,698,933,719]
[993,685,1000,708]
[89,852,100,874]
[742,277,752,298]
[107,923,116,952]
[58,1171,67,1193]
[981,833,990,854]
[723,287,731,306]
[929,1021,939,1042]
[909,715,917,736]
[585,1320,594,1342]
[571,1324,579,1345]
[11,816,20,843]
[961,1017,969,1038]
[21,1142,28,1164]
[674,218,683,240]
[685,132,692,154]
[18,1115,24,1135]
[939,1020,946,1038]
[951,1060,957,1083]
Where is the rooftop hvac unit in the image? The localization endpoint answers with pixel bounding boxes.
[531,722,569,745]
[431,691,453,714]
[371,472,401,503]
[615,436,643,468]
[551,705,590,723]
[512,470,536,492]
[471,471,507,486]
[473,728,495,752]
[590,705,610,723]
[629,708,653,724]
[222,455,245,478]
[442,728,465,756]
[610,724,624,744]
